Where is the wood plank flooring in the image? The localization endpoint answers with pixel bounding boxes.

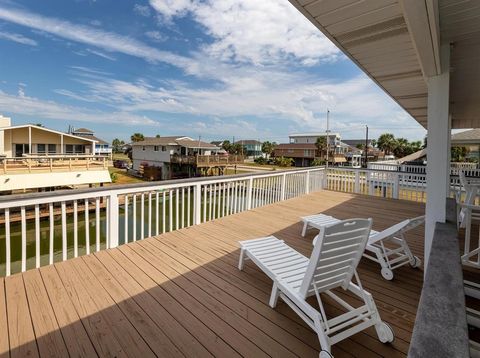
[0,190,425,357]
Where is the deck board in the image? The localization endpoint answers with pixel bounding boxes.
[0,190,425,357]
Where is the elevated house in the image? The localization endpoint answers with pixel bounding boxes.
[234,139,262,158]
[132,136,243,179]
[69,127,112,158]
[0,116,110,191]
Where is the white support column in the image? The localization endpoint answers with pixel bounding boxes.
[28,126,32,154]
[60,134,64,154]
[425,44,451,269]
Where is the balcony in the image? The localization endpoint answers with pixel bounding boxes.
[170,154,244,167]
[0,189,424,357]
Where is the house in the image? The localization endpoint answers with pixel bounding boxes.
[342,139,374,149]
[273,143,318,167]
[289,132,348,154]
[451,129,480,160]
[235,139,262,158]
[0,115,110,191]
[132,136,243,179]
[69,127,112,157]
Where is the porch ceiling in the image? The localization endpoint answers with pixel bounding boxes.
[288,0,480,130]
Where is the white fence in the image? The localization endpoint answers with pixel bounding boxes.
[367,162,479,176]
[0,168,324,276]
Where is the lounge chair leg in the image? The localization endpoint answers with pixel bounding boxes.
[301,222,308,237]
[314,315,331,356]
[238,248,246,270]
[269,282,280,308]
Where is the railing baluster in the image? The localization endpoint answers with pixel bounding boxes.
[5,208,10,276]
[212,184,217,219]
[187,187,191,226]
[95,198,100,252]
[148,192,152,238]
[124,195,129,243]
[85,199,90,255]
[203,186,207,222]
[35,204,40,268]
[61,201,67,261]
[162,191,166,233]
[209,184,213,220]
[169,190,173,231]
[73,200,78,258]
[21,206,26,271]
[49,204,54,265]
[140,193,145,239]
[181,187,185,228]
[175,188,179,230]
[132,194,137,241]
[226,182,231,214]
[155,192,159,235]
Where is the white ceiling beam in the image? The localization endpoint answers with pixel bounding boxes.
[400,0,441,77]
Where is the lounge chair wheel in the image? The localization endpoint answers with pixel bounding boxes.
[319,350,333,358]
[409,256,422,268]
[377,322,395,343]
[381,268,394,281]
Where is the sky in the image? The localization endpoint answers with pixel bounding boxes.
[0,0,427,144]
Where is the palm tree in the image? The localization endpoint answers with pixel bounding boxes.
[377,133,397,155]
[315,136,327,159]
[130,133,145,142]
[261,141,277,158]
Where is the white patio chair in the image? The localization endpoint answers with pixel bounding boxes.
[301,214,424,280]
[238,219,394,357]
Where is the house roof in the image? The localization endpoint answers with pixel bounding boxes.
[397,149,427,164]
[289,132,341,138]
[72,128,94,134]
[451,129,480,145]
[75,134,109,145]
[342,139,374,147]
[2,124,97,143]
[133,136,219,149]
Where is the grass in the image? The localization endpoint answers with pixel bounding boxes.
[107,167,145,185]
[112,152,131,163]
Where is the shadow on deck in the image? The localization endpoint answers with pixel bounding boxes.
[0,190,425,357]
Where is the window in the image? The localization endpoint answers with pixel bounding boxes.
[304,150,312,156]
[142,146,146,151]
[162,146,167,151]
[74,145,85,153]
[154,146,159,152]
[65,145,74,154]
[48,144,56,154]
[37,144,46,154]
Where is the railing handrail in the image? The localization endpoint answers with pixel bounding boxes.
[0,166,325,208]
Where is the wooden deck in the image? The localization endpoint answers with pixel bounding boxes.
[0,190,425,357]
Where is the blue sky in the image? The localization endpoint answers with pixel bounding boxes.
[0,0,426,143]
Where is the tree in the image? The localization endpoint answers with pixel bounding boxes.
[221,140,232,153]
[451,146,468,162]
[315,137,327,158]
[261,141,277,158]
[112,138,125,153]
[130,133,145,142]
[274,156,293,167]
[370,139,377,148]
[355,143,364,150]
[155,134,161,138]
[377,133,397,155]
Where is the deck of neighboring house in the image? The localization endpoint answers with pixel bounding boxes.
[0,190,425,357]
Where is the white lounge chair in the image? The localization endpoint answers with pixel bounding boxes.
[238,219,394,357]
[301,214,424,280]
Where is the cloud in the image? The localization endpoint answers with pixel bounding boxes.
[85,48,116,61]
[0,6,190,67]
[145,30,167,42]
[133,4,151,17]
[149,0,340,65]
[0,31,37,46]
[0,90,157,126]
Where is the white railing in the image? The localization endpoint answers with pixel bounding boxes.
[368,162,479,176]
[0,167,325,276]
[327,167,479,203]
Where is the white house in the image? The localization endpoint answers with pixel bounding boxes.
[289,132,348,154]
[132,136,222,179]
[70,127,112,157]
[0,116,110,191]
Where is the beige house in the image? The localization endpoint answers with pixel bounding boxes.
[0,115,110,191]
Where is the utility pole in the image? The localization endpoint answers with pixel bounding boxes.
[326,109,330,170]
[364,125,369,167]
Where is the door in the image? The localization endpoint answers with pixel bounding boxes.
[14,144,29,157]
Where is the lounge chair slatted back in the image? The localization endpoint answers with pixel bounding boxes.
[300,219,371,297]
